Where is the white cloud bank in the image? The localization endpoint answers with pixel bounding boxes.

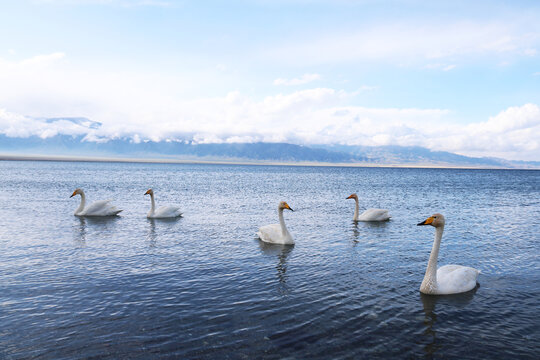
[436,104,540,160]
[1,96,538,161]
[0,53,539,161]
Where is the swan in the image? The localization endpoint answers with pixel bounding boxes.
[70,188,122,216]
[144,189,182,219]
[257,201,294,245]
[346,193,390,221]
[417,213,480,295]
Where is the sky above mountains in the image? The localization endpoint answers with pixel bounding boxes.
[0,0,539,161]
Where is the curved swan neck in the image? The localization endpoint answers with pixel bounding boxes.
[149,193,156,215]
[75,191,86,215]
[278,207,289,236]
[353,197,359,221]
[422,226,444,291]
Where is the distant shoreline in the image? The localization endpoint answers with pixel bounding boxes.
[0,153,537,170]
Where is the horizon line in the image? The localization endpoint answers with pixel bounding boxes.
[1,153,539,171]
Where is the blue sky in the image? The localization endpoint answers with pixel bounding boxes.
[0,0,539,160]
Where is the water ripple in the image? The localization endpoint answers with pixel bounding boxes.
[0,162,538,359]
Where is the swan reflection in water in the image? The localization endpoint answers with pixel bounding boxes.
[146,217,180,247]
[74,217,87,245]
[258,241,294,294]
[420,285,479,357]
[350,222,361,243]
[356,219,391,229]
[147,218,157,246]
[350,220,390,245]
[73,216,119,245]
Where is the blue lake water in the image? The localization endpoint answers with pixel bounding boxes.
[0,160,539,359]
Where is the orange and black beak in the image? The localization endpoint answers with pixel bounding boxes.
[70,191,77,198]
[144,189,152,195]
[346,195,353,199]
[284,203,294,212]
[417,216,434,226]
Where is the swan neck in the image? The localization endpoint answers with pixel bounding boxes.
[353,197,359,221]
[423,226,444,289]
[278,208,289,236]
[75,191,86,215]
[149,193,156,215]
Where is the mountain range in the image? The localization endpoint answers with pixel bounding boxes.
[1,117,538,168]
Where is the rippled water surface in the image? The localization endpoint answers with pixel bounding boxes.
[0,161,539,359]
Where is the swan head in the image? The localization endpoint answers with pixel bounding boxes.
[417,213,445,227]
[145,189,154,196]
[346,193,358,200]
[70,188,83,198]
[279,201,294,211]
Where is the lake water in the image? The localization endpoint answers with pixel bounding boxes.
[0,160,538,359]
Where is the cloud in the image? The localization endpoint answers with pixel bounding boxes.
[264,19,540,67]
[425,63,457,71]
[0,52,64,70]
[424,63,457,71]
[273,73,321,86]
[0,53,538,161]
[2,88,538,161]
[443,64,457,71]
[356,85,378,92]
[434,103,540,160]
[20,52,65,66]
[0,109,98,138]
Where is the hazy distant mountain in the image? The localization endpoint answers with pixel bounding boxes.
[315,144,508,167]
[0,117,539,168]
[43,117,102,129]
[2,133,539,168]
[0,134,361,163]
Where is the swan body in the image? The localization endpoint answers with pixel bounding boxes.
[258,201,294,245]
[70,188,122,216]
[417,213,480,295]
[346,193,390,221]
[145,189,182,219]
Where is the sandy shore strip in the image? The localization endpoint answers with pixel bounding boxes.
[0,153,534,170]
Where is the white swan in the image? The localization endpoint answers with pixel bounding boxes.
[346,193,390,221]
[417,213,480,295]
[144,189,182,219]
[257,201,294,245]
[70,188,122,216]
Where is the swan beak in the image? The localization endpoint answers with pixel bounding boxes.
[144,190,151,195]
[346,195,353,199]
[285,203,294,211]
[417,216,434,226]
[70,191,77,198]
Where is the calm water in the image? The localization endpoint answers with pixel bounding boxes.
[0,161,539,359]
